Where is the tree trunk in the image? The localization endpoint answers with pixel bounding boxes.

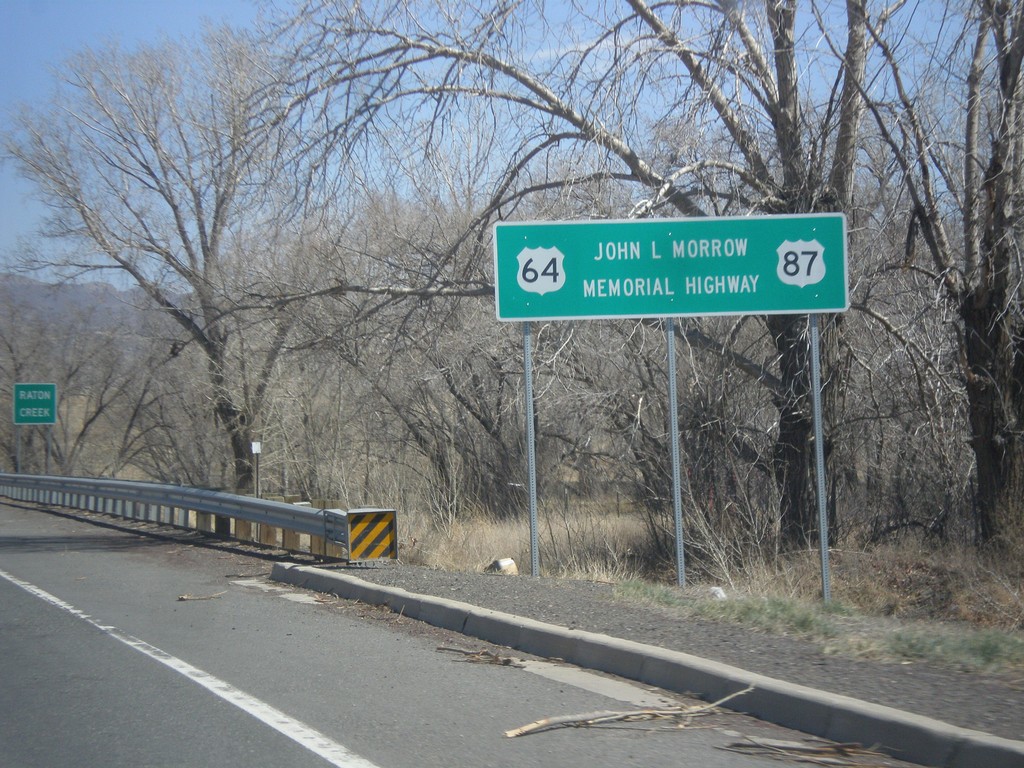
[229,426,255,494]
[961,290,1024,544]
[766,314,816,548]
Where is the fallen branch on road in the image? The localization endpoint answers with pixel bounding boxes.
[177,591,226,601]
[437,646,525,667]
[719,736,891,766]
[505,686,753,737]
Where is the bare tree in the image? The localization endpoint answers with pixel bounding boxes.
[4,28,302,491]
[276,0,873,547]
[0,276,149,476]
[279,173,532,516]
[865,0,1024,544]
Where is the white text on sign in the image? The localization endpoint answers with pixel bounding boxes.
[595,239,750,261]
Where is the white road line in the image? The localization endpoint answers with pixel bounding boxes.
[0,567,381,768]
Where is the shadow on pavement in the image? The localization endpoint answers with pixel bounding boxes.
[0,533,170,554]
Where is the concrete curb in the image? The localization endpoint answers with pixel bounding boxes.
[270,562,1024,768]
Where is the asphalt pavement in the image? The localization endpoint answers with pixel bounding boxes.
[271,561,1024,768]
[2,500,904,768]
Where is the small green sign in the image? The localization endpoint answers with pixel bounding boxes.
[494,214,848,321]
[13,383,57,425]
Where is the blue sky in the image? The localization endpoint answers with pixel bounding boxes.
[0,0,266,258]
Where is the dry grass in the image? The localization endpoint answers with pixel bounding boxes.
[400,509,529,572]
[399,502,1024,627]
[830,545,1024,628]
[398,499,652,581]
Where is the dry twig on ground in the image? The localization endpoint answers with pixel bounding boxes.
[176,591,226,601]
[437,646,525,667]
[504,686,753,737]
[720,736,892,766]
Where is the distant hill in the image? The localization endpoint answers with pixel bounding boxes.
[0,273,148,330]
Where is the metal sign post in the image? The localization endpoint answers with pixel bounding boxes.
[251,441,262,498]
[523,322,540,577]
[667,318,685,587]
[809,314,832,602]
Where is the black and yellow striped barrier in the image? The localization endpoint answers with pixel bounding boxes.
[346,508,398,561]
[323,507,398,562]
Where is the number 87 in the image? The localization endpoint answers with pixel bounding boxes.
[782,250,818,277]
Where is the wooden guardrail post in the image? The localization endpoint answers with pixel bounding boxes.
[233,493,257,542]
[258,520,280,547]
[282,526,302,552]
[235,518,254,542]
[281,500,310,551]
[309,499,346,559]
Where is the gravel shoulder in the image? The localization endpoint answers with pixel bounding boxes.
[338,560,1024,742]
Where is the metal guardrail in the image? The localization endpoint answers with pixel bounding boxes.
[0,473,397,562]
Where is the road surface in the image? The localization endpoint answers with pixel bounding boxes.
[0,501,911,767]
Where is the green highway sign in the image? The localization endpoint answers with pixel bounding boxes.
[13,382,57,425]
[493,213,848,321]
